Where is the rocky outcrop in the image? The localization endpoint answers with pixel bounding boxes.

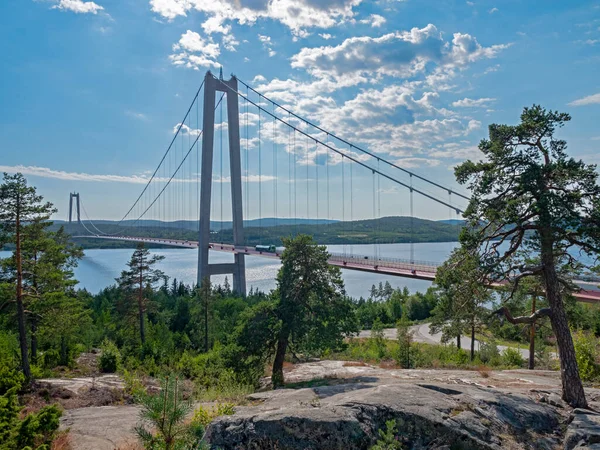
[206,382,563,449]
[565,409,600,450]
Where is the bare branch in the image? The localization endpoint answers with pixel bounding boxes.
[492,306,552,324]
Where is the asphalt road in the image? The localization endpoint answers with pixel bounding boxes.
[357,323,531,359]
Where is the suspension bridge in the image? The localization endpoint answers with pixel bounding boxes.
[71,70,600,302]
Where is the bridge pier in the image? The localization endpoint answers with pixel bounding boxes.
[197,71,246,295]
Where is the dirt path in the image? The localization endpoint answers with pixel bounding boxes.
[358,323,531,358]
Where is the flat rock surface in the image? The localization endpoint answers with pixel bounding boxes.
[61,405,141,450]
[208,361,600,450]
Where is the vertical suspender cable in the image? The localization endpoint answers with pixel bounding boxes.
[410,174,414,265]
[350,153,353,256]
[220,93,224,241]
[258,95,262,242]
[326,134,330,223]
[372,169,376,260]
[288,113,292,221]
[273,103,277,228]
[245,86,249,237]
[342,155,345,256]
[377,158,381,261]
[305,133,309,221]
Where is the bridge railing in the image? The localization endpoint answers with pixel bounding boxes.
[328,252,440,273]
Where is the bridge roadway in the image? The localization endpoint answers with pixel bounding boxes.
[78,235,600,303]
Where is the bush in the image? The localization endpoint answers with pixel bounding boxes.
[134,375,204,449]
[370,420,403,450]
[501,347,525,368]
[0,368,62,449]
[573,330,600,381]
[191,402,235,428]
[98,339,121,373]
[478,340,500,365]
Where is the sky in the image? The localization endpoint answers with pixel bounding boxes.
[0,0,599,223]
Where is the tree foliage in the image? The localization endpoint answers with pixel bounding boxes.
[455,105,600,407]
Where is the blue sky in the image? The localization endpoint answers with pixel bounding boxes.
[1,0,599,223]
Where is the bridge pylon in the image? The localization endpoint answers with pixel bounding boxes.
[197,71,246,295]
[68,192,81,224]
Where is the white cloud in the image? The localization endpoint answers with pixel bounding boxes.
[258,34,276,57]
[360,14,386,27]
[319,33,334,40]
[53,0,104,14]
[252,74,267,83]
[125,111,149,121]
[452,97,496,107]
[291,25,509,85]
[170,30,221,70]
[0,165,160,184]
[149,0,362,36]
[568,93,600,106]
[489,7,498,13]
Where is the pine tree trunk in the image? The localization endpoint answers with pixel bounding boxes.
[470,324,475,362]
[541,235,587,407]
[15,210,31,382]
[272,327,289,389]
[138,269,145,345]
[529,297,536,370]
[456,334,461,350]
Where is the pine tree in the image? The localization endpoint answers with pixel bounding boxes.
[455,105,600,407]
[0,173,56,381]
[116,243,165,345]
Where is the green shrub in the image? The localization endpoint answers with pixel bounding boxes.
[134,375,204,449]
[573,330,600,381]
[123,370,146,398]
[478,340,500,365]
[191,402,235,428]
[98,339,121,373]
[501,347,525,368]
[0,369,62,449]
[40,349,60,370]
[370,419,403,450]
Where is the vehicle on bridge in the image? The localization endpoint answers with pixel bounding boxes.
[255,244,276,253]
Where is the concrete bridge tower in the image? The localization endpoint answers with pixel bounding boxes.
[197,71,246,296]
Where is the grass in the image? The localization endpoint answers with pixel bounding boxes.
[194,382,255,404]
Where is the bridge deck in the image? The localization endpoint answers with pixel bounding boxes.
[76,235,600,303]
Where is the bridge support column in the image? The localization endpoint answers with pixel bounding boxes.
[69,193,81,224]
[197,71,246,296]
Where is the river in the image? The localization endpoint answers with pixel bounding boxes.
[1,242,459,299]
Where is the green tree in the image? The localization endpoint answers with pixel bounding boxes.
[0,173,56,381]
[116,243,165,346]
[455,105,600,407]
[271,235,357,387]
[432,247,490,361]
[20,223,85,366]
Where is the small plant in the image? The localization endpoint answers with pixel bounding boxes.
[370,318,387,359]
[98,339,121,373]
[134,375,204,450]
[123,369,146,398]
[477,365,492,378]
[501,347,525,368]
[191,402,235,428]
[370,419,403,450]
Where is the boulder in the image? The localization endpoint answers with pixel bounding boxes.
[206,382,562,450]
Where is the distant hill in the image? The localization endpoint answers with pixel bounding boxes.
[52,216,463,249]
[52,218,337,231]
